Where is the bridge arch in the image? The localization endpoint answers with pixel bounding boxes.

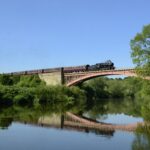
[66,70,137,86]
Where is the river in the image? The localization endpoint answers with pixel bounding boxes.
[0,98,149,150]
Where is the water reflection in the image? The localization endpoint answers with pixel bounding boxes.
[0,97,150,150]
[132,132,150,150]
[0,98,145,131]
[0,117,13,129]
[38,114,115,138]
[83,113,143,125]
[0,106,141,135]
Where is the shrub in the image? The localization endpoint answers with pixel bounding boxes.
[14,93,34,106]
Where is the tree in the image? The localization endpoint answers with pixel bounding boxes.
[130,24,150,76]
[0,74,13,85]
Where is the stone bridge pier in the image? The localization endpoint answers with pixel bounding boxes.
[38,68,64,86]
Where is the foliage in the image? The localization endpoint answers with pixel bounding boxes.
[130,24,150,76]
[81,77,149,99]
[106,79,124,98]
[38,85,86,109]
[0,117,13,129]
[140,80,150,96]
[17,75,45,87]
[133,123,150,150]
[0,74,45,87]
[0,85,18,106]
[81,78,109,100]
[14,91,35,106]
[0,74,86,108]
[0,74,14,85]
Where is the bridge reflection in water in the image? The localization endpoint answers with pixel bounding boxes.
[16,112,145,138]
[26,112,115,138]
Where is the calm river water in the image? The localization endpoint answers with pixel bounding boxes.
[0,98,149,150]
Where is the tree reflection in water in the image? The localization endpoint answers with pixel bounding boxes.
[132,134,150,150]
[0,97,150,149]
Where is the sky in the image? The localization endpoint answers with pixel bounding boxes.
[0,0,150,73]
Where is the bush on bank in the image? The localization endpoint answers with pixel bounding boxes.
[0,85,35,106]
[0,84,86,107]
[38,85,86,106]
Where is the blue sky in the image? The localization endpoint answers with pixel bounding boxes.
[0,0,150,73]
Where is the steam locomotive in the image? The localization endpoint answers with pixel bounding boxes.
[64,60,115,73]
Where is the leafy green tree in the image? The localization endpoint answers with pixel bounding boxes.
[38,85,86,107]
[14,93,34,106]
[83,78,109,99]
[130,24,150,76]
[17,75,45,87]
[0,75,13,85]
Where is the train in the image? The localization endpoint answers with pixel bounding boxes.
[7,67,61,76]
[7,60,115,75]
[64,60,115,73]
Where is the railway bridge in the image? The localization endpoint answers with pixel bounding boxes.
[64,68,137,86]
[5,66,150,86]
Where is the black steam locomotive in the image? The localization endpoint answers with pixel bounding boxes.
[88,60,115,71]
[64,60,115,73]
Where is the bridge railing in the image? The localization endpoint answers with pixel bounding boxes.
[64,68,135,75]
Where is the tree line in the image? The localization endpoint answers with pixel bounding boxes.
[0,74,86,107]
